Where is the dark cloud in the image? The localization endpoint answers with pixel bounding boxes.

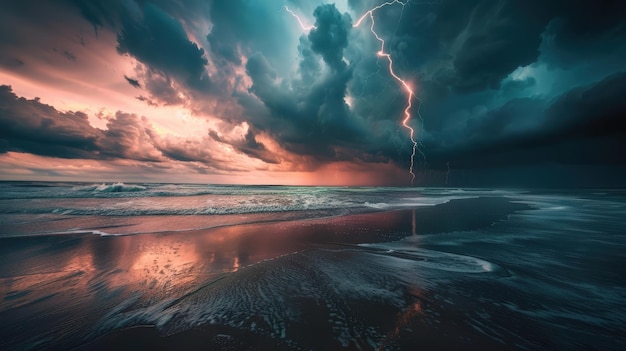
[241,4,385,164]
[117,3,210,92]
[135,95,158,106]
[309,4,352,72]
[0,85,178,163]
[138,69,185,106]
[209,129,279,165]
[246,49,366,162]
[0,84,160,162]
[152,137,211,163]
[239,130,280,164]
[62,50,77,62]
[540,0,626,67]
[297,35,322,85]
[206,0,297,69]
[99,112,163,161]
[373,0,626,95]
[0,85,283,171]
[450,1,550,92]
[0,57,25,68]
[245,53,289,113]
[67,0,120,34]
[426,72,626,169]
[544,72,626,144]
[373,0,551,93]
[124,75,141,88]
[206,1,246,65]
[0,85,99,158]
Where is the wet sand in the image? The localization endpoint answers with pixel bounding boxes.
[0,197,532,350]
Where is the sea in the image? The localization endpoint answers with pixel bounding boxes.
[0,182,625,350]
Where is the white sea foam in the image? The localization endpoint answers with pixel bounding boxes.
[360,244,496,274]
[53,229,116,236]
[94,182,146,192]
[364,202,390,209]
[90,249,415,348]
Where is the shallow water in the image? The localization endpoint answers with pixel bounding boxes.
[0,183,625,350]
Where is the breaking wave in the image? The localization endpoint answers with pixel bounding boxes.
[93,182,147,192]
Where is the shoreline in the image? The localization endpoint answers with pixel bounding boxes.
[1,196,531,350]
[1,196,531,239]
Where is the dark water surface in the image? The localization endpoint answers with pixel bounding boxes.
[0,183,625,350]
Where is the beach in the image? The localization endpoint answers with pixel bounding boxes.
[1,183,625,350]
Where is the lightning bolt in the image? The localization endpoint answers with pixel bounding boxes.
[286,1,425,184]
[445,161,450,185]
[354,2,421,184]
[284,6,315,31]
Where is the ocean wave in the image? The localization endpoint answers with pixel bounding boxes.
[71,182,146,193]
[18,204,357,217]
[93,182,147,192]
[1,196,457,217]
[364,202,390,209]
[1,182,526,201]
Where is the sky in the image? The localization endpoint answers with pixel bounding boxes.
[0,0,625,186]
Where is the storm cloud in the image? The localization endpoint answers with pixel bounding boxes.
[0,85,257,171]
[116,3,211,92]
[1,0,625,185]
[0,85,100,158]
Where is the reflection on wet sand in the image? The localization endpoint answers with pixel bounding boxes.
[1,221,274,310]
[0,198,529,349]
[0,210,418,349]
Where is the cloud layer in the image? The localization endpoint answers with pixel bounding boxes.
[1,0,625,185]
